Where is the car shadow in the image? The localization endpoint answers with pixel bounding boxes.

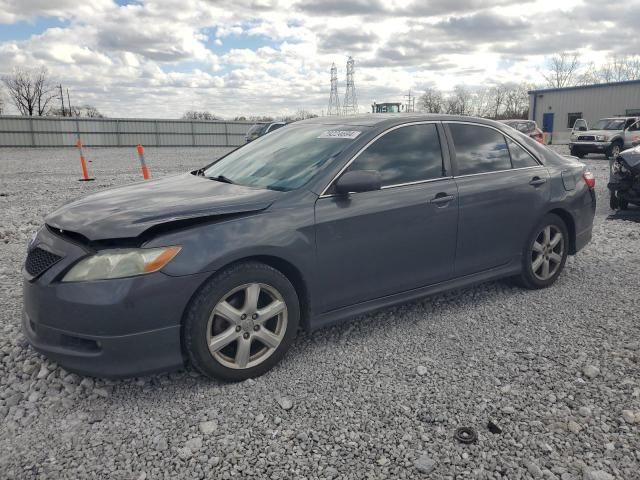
[606,206,640,223]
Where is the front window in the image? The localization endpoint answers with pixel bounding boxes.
[345,123,444,186]
[204,124,365,191]
[594,119,626,130]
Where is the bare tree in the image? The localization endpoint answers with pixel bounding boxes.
[542,52,581,88]
[0,89,4,115]
[82,105,104,118]
[596,55,640,83]
[182,110,220,120]
[2,67,57,116]
[418,88,444,113]
[445,86,473,115]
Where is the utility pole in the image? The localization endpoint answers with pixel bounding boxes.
[66,88,72,117]
[405,89,414,113]
[59,84,65,117]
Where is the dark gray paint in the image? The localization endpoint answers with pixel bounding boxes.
[23,114,596,377]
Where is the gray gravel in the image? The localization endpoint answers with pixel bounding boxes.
[1,146,639,479]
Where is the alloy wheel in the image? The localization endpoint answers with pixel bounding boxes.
[206,283,288,369]
[611,144,621,159]
[531,225,564,281]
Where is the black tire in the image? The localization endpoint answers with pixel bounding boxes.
[619,197,629,210]
[610,192,619,210]
[606,140,623,160]
[570,148,585,159]
[516,213,569,290]
[183,262,300,381]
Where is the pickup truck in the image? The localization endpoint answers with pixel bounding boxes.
[569,117,640,159]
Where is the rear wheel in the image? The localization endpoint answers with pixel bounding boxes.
[517,214,569,289]
[184,262,299,381]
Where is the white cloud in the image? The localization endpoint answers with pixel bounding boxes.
[0,0,638,118]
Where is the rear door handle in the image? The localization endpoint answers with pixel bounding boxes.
[529,177,547,186]
[431,193,456,205]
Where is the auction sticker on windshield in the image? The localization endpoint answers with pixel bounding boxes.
[318,130,362,139]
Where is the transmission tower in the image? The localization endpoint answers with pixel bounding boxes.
[343,56,358,115]
[327,63,341,115]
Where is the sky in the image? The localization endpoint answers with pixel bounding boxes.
[0,0,638,119]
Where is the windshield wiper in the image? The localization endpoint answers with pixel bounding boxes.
[206,175,235,185]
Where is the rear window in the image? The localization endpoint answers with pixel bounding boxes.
[449,124,511,175]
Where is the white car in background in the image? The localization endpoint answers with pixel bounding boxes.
[569,117,640,159]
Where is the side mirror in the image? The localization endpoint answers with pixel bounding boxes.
[335,170,382,195]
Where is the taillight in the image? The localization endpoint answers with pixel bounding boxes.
[583,171,595,189]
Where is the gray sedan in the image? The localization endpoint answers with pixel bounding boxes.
[23,115,596,381]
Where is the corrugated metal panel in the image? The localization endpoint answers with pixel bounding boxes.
[0,116,251,147]
[158,134,191,146]
[0,117,31,132]
[34,132,64,146]
[193,122,227,134]
[119,133,158,146]
[79,120,118,133]
[0,132,32,146]
[227,123,251,135]
[157,122,191,134]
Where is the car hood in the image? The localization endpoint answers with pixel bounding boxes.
[580,129,621,136]
[45,173,281,241]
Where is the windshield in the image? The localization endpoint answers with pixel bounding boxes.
[204,124,365,191]
[246,124,264,135]
[594,119,626,130]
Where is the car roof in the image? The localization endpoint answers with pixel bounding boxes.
[296,113,507,129]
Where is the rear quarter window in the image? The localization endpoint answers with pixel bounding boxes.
[507,138,539,168]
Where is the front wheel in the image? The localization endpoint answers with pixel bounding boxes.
[516,214,569,289]
[183,262,300,381]
[606,141,622,160]
[570,148,585,159]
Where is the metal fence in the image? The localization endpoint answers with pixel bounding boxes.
[0,116,254,147]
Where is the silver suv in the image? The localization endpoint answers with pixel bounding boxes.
[569,117,640,159]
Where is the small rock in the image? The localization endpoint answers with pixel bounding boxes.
[94,388,110,398]
[209,456,220,466]
[324,466,338,479]
[578,407,592,417]
[276,396,293,411]
[487,419,502,434]
[185,436,203,451]
[525,460,543,478]
[80,378,94,390]
[296,432,308,442]
[199,420,218,434]
[567,421,581,434]
[36,365,49,379]
[582,365,600,379]
[177,447,192,460]
[136,473,147,480]
[88,409,106,424]
[415,453,437,474]
[621,410,636,424]
[416,365,428,376]
[255,413,265,422]
[502,406,516,414]
[583,470,614,480]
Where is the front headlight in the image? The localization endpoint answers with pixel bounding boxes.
[62,246,181,282]
[596,135,608,142]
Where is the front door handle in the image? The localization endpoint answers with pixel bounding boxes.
[529,177,547,187]
[431,193,456,205]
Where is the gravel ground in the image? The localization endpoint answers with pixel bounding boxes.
[0,146,639,480]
